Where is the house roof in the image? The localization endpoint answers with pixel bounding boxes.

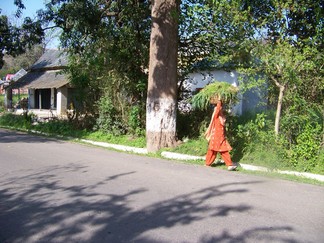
[12,69,27,81]
[31,49,68,71]
[192,59,237,71]
[11,70,69,89]
[10,49,69,89]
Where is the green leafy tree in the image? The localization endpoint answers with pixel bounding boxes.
[206,0,324,136]
[0,45,44,78]
[39,0,151,133]
[0,1,44,68]
[202,0,323,169]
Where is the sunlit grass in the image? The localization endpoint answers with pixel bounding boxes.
[0,112,323,181]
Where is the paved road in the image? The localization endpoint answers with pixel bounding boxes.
[0,128,323,243]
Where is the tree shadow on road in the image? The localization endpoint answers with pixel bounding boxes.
[0,163,298,242]
[0,129,63,144]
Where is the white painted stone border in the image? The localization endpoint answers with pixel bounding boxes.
[160,151,324,182]
[161,151,205,161]
[1,126,323,183]
[240,163,324,182]
[276,170,324,182]
[80,139,148,154]
[239,163,269,172]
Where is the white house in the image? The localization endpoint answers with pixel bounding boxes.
[9,49,74,117]
[183,68,265,115]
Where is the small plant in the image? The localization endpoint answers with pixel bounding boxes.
[95,95,126,135]
[191,81,239,110]
[0,112,33,129]
[289,123,322,172]
[128,105,145,136]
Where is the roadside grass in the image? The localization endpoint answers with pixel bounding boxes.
[0,112,323,184]
[236,147,290,171]
[171,134,324,176]
[241,169,324,186]
[157,155,324,186]
[0,94,28,108]
[167,136,208,156]
[0,111,32,130]
[83,130,146,148]
[0,112,146,148]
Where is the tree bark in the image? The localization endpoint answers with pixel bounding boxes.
[322,96,324,148]
[146,0,179,152]
[274,82,285,136]
[4,88,13,110]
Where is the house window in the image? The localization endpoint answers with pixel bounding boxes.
[35,89,52,109]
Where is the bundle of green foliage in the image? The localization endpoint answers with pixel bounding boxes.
[191,81,239,110]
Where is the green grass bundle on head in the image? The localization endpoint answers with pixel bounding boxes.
[191,81,239,110]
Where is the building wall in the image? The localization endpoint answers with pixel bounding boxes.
[28,87,68,116]
[183,70,265,115]
[28,89,35,109]
[184,70,242,115]
[57,86,68,115]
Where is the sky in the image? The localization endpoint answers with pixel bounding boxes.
[0,0,46,19]
[0,0,60,49]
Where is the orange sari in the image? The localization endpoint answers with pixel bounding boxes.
[205,101,232,152]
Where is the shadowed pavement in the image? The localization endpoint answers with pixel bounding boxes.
[0,129,323,242]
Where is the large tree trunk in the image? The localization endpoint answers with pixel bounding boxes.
[146,0,179,152]
[275,84,285,136]
[322,97,324,148]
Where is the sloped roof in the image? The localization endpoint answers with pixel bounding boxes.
[31,49,68,70]
[10,49,69,89]
[12,69,27,81]
[11,70,69,89]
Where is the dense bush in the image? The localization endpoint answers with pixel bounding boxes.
[95,95,145,136]
[0,113,145,147]
[0,97,4,113]
[35,119,82,138]
[176,108,212,140]
[0,94,28,112]
[95,95,127,135]
[1,104,323,175]
[175,106,323,174]
[0,112,33,129]
[289,123,322,172]
[128,104,145,136]
[232,113,289,168]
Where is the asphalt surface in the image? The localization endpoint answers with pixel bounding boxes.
[0,128,323,243]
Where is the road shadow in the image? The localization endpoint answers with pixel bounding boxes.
[0,163,298,242]
[0,129,63,144]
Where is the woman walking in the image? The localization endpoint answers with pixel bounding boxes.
[204,98,237,171]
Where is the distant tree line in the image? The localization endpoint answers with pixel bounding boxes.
[1,0,323,156]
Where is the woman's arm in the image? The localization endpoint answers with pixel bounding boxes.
[204,101,222,141]
[214,100,222,118]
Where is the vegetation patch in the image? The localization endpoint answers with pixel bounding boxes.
[83,131,146,148]
[191,81,239,110]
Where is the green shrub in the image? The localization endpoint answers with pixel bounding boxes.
[239,143,286,170]
[170,136,208,156]
[313,149,324,175]
[231,110,323,174]
[177,108,212,140]
[84,130,146,147]
[128,105,145,136]
[289,123,322,172]
[0,96,4,112]
[232,113,274,161]
[35,120,81,137]
[280,99,322,145]
[0,113,33,129]
[95,95,127,135]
